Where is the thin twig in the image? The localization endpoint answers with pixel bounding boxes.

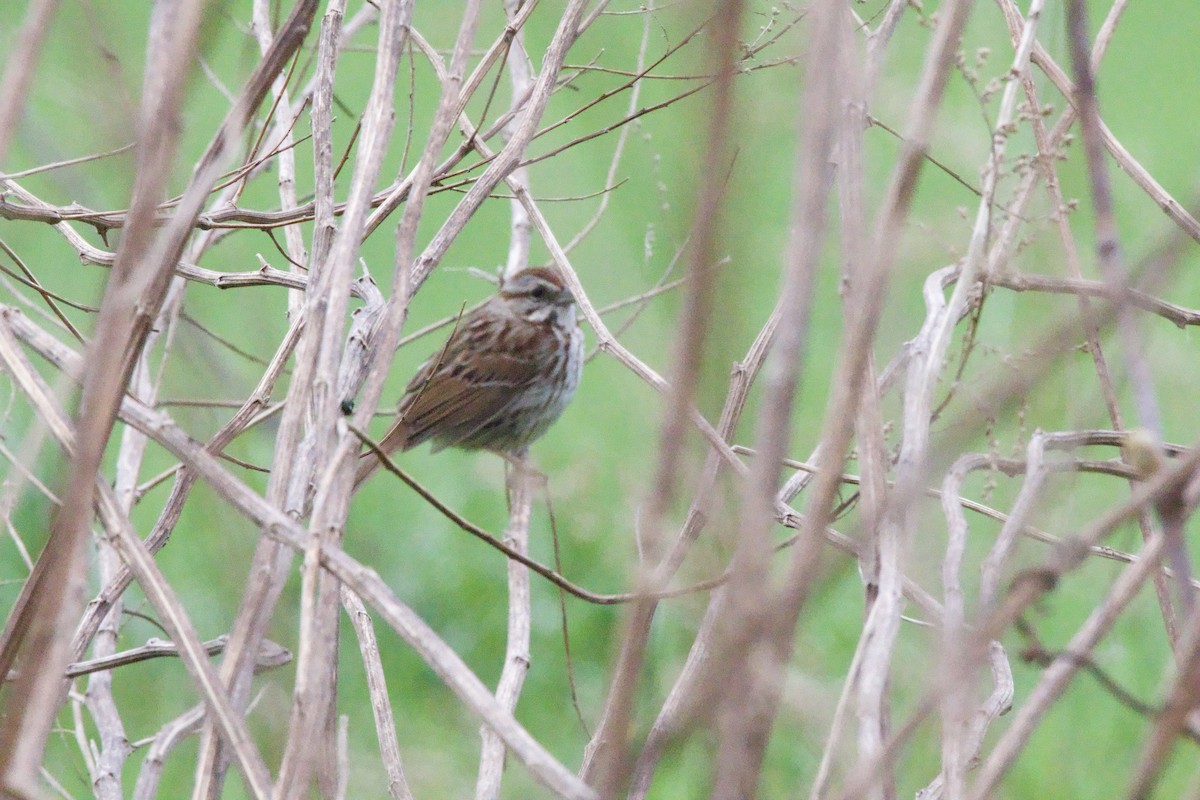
[342,588,414,800]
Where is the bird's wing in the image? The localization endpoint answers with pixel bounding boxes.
[397,326,541,451]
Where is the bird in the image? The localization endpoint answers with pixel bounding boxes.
[355,267,584,487]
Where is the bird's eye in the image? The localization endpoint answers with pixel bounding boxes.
[530,284,550,300]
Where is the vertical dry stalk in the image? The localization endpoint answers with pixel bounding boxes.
[183,4,327,794]
[628,303,796,798]
[1127,562,1200,795]
[87,322,166,800]
[342,587,413,800]
[475,461,534,800]
[255,0,414,796]
[703,1,846,796]
[476,5,537,795]
[797,1,976,797]
[991,0,1181,643]
[932,453,989,799]
[0,0,60,166]
[580,0,747,792]
[819,12,887,800]
[998,0,1178,643]
[1063,0,1192,629]
[1064,0,1159,436]
[0,1,210,791]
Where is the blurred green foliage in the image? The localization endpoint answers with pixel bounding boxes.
[4,0,1200,797]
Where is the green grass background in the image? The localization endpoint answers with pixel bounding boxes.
[4,0,1200,797]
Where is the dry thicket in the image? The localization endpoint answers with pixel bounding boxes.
[1,0,1199,798]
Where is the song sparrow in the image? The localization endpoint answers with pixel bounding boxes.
[355,267,584,486]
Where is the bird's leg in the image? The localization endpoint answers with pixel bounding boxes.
[501,447,547,510]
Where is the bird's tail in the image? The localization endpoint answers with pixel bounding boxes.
[353,420,410,490]
[353,452,381,490]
